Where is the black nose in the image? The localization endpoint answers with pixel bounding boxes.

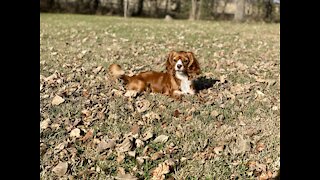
[177,64,182,69]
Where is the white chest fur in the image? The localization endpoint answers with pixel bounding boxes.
[175,72,195,95]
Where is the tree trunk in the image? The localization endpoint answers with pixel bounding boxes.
[124,0,128,18]
[234,0,245,22]
[190,0,197,20]
[196,0,202,20]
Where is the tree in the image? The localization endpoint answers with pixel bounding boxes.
[189,0,202,20]
[124,0,128,18]
[234,0,245,22]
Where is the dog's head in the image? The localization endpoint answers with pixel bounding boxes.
[165,51,201,77]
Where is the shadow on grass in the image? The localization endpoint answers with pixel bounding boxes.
[193,76,221,93]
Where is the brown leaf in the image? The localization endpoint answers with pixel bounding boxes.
[80,130,93,142]
[173,110,180,118]
[52,162,68,176]
[81,109,91,117]
[135,139,144,148]
[116,138,133,153]
[142,130,153,141]
[124,90,138,97]
[131,124,140,136]
[97,139,116,152]
[153,135,169,144]
[135,100,150,113]
[259,172,269,180]
[151,162,170,180]
[213,145,224,155]
[117,153,125,163]
[52,95,65,105]
[255,162,267,172]
[117,167,126,175]
[142,145,153,156]
[40,118,51,130]
[115,174,137,180]
[82,89,90,97]
[128,151,136,158]
[136,157,145,164]
[210,110,219,117]
[150,151,164,161]
[92,66,103,74]
[70,128,81,138]
[256,142,265,152]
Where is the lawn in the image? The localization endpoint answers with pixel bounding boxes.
[40,13,280,180]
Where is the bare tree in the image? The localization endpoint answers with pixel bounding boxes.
[234,0,245,22]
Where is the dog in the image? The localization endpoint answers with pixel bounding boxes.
[108,51,200,98]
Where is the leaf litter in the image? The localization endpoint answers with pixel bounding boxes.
[41,15,279,180]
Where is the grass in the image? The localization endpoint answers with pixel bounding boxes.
[40,13,280,179]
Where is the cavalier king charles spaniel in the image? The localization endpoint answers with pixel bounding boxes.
[108,50,200,98]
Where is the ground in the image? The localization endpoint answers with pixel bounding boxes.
[40,13,280,180]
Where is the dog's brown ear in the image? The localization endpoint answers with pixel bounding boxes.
[186,52,201,75]
[165,51,175,73]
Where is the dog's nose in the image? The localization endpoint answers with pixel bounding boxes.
[177,64,182,69]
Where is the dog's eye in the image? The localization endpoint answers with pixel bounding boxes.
[184,59,189,62]
[173,59,177,62]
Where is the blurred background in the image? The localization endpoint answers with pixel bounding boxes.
[40,0,280,22]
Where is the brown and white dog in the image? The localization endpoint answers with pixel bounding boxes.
[108,51,200,98]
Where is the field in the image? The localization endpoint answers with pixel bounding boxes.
[40,13,280,179]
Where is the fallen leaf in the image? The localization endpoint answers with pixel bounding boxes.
[220,75,226,83]
[142,145,153,156]
[52,162,68,176]
[117,153,125,163]
[259,172,269,180]
[116,137,133,153]
[135,100,150,113]
[115,174,138,180]
[40,118,51,130]
[70,128,81,138]
[97,139,116,152]
[255,162,267,172]
[153,135,169,144]
[131,124,140,136]
[128,151,136,158]
[52,95,65,105]
[124,90,138,97]
[142,112,161,123]
[239,120,246,126]
[142,130,153,141]
[136,157,144,164]
[80,130,93,142]
[92,66,103,74]
[213,145,224,155]
[210,110,219,117]
[135,139,144,148]
[82,89,90,97]
[81,109,91,117]
[54,142,65,154]
[150,151,164,161]
[180,157,187,162]
[256,142,265,152]
[247,160,256,170]
[173,110,180,118]
[117,167,126,175]
[151,162,170,180]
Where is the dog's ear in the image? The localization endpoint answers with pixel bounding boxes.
[165,51,175,73]
[186,52,201,75]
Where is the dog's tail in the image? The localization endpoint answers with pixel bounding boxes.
[108,64,130,83]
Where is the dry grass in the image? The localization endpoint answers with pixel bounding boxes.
[40,13,280,180]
